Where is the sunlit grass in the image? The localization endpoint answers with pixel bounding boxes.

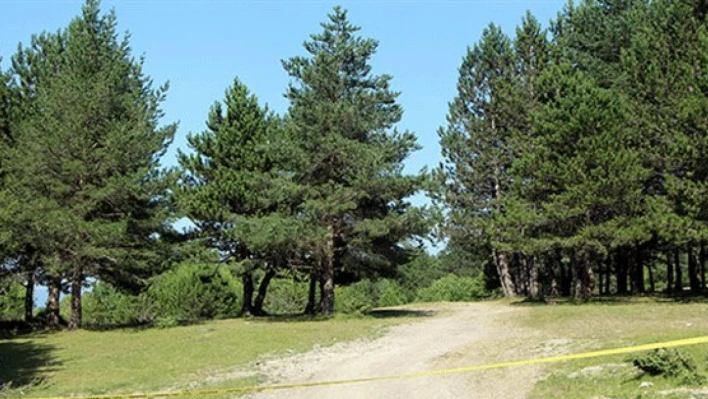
[525,299,708,399]
[0,315,407,398]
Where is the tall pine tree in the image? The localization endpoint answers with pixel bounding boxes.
[436,24,519,297]
[0,0,176,329]
[283,7,428,315]
[178,78,304,316]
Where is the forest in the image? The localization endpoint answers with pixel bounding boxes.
[1,0,707,331]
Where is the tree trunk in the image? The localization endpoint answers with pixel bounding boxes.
[494,249,517,297]
[637,248,645,293]
[573,265,583,300]
[584,249,596,298]
[241,272,255,316]
[304,269,318,315]
[549,268,559,297]
[700,242,706,290]
[674,248,683,293]
[46,275,62,329]
[24,267,35,322]
[604,256,612,294]
[252,268,276,316]
[516,254,528,296]
[630,245,645,294]
[688,243,701,293]
[573,249,595,301]
[491,145,516,297]
[558,250,571,296]
[616,250,628,294]
[318,270,326,310]
[320,224,336,316]
[528,255,540,299]
[571,252,582,300]
[666,252,674,293]
[648,264,655,293]
[548,253,559,297]
[68,267,83,330]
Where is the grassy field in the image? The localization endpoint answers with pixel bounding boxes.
[0,315,408,398]
[524,298,708,399]
[4,299,708,399]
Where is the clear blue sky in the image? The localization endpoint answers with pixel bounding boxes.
[1,0,566,305]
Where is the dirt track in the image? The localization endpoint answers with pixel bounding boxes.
[247,302,562,399]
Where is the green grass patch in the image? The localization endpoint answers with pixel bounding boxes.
[525,299,708,399]
[0,315,409,398]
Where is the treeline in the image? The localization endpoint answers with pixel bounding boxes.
[435,0,708,300]
[0,1,433,329]
[2,0,707,330]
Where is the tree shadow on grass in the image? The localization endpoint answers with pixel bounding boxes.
[252,308,436,323]
[509,293,708,307]
[366,309,437,319]
[0,339,60,391]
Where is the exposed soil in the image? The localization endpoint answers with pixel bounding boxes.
[246,302,566,399]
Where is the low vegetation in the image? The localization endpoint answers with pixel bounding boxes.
[526,299,708,399]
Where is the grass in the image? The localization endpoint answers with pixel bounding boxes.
[0,314,410,398]
[5,297,707,399]
[524,298,708,399]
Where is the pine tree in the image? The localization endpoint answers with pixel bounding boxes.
[620,0,708,294]
[0,56,12,144]
[552,0,638,87]
[519,63,649,300]
[0,54,48,323]
[2,31,77,326]
[0,0,176,329]
[506,12,550,298]
[178,78,304,316]
[283,7,428,315]
[436,24,519,297]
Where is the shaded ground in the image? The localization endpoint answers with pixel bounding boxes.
[247,302,561,399]
[0,339,58,390]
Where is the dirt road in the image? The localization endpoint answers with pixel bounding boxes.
[247,302,563,399]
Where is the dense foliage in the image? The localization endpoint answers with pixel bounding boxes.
[435,0,708,300]
[2,0,708,330]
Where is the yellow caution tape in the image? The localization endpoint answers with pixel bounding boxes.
[7,335,708,399]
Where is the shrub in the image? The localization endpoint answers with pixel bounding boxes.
[0,280,25,321]
[336,280,378,315]
[631,348,705,384]
[263,278,312,315]
[148,262,241,321]
[82,283,146,327]
[375,279,408,308]
[335,279,409,314]
[398,254,447,298]
[415,274,490,303]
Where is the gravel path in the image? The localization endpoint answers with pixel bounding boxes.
[247,302,558,399]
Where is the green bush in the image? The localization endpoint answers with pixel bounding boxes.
[398,254,447,298]
[375,279,408,307]
[0,279,25,321]
[335,279,409,314]
[82,283,148,327]
[631,348,705,384]
[264,278,312,315]
[335,280,378,315]
[148,262,241,321]
[415,274,490,302]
